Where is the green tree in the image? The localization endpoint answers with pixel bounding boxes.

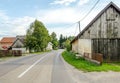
[51,32,58,50]
[59,34,69,49]
[62,39,71,51]
[25,20,50,52]
[59,34,64,48]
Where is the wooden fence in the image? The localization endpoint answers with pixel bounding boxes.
[92,38,120,62]
[0,50,22,57]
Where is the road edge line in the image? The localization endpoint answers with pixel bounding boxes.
[18,55,47,78]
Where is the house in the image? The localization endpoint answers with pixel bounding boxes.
[71,2,120,62]
[0,35,26,53]
[46,42,53,50]
[11,36,26,53]
[0,37,16,50]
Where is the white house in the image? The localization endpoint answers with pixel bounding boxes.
[46,42,53,50]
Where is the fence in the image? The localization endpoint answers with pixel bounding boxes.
[0,50,22,57]
[92,38,120,62]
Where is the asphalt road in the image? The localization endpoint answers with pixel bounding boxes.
[0,50,76,83]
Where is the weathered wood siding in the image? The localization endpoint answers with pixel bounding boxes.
[92,38,120,62]
[80,6,120,39]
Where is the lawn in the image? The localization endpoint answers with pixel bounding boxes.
[62,51,120,72]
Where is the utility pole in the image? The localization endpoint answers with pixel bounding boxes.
[77,21,81,54]
[78,21,81,33]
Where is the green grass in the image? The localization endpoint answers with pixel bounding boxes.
[62,51,120,72]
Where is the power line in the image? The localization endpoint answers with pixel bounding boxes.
[79,0,101,22]
[75,0,100,34]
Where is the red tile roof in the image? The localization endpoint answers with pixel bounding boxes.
[0,37,16,43]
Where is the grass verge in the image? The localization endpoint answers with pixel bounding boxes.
[62,51,120,72]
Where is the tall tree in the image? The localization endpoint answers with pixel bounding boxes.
[51,32,58,50]
[25,20,50,52]
[59,34,63,48]
[64,39,71,51]
[59,34,68,48]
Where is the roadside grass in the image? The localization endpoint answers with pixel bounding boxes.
[62,51,120,72]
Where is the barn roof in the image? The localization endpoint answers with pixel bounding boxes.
[71,2,120,44]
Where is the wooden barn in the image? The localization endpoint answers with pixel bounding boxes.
[71,2,120,62]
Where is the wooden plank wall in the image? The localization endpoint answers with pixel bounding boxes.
[92,38,120,62]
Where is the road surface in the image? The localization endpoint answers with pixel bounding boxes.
[0,50,76,83]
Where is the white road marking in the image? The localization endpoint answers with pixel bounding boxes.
[18,55,47,78]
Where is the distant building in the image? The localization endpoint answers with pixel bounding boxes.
[46,42,53,50]
[0,37,16,50]
[0,35,26,53]
[11,36,26,53]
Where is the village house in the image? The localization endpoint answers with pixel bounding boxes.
[0,37,16,50]
[0,35,26,53]
[10,35,26,53]
[71,2,120,62]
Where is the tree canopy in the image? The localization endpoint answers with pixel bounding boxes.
[25,20,50,52]
[50,32,58,50]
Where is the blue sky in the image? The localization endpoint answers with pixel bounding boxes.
[0,0,120,39]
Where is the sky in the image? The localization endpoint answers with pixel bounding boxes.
[0,0,120,39]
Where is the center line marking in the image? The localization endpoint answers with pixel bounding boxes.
[18,55,47,78]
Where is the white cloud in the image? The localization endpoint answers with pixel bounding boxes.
[48,24,79,38]
[35,6,101,38]
[0,10,9,21]
[78,0,90,6]
[0,0,102,39]
[51,0,76,6]
[0,12,35,37]
[36,8,83,24]
[9,16,35,35]
[51,0,90,6]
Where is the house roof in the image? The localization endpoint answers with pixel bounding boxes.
[11,38,24,47]
[16,35,25,44]
[0,37,16,43]
[71,2,120,44]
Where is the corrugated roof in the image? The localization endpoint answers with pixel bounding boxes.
[71,2,120,44]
